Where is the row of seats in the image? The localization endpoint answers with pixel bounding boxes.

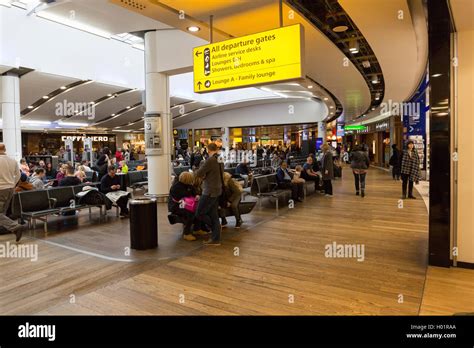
[250,173,317,214]
[8,184,105,232]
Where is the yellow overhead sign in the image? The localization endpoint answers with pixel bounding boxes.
[193,24,304,93]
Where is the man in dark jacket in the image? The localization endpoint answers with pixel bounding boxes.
[389,144,401,180]
[59,165,81,187]
[100,165,129,217]
[194,143,223,245]
[276,162,303,202]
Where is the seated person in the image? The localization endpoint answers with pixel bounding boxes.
[20,159,30,176]
[119,161,129,174]
[74,164,87,182]
[15,172,33,192]
[60,164,82,186]
[100,165,129,217]
[276,161,304,202]
[235,160,252,188]
[220,172,243,228]
[168,172,203,241]
[29,168,46,190]
[45,162,57,180]
[81,160,93,172]
[292,165,306,184]
[55,164,66,183]
[302,157,320,190]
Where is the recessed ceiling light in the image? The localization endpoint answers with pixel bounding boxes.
[307,85,313,89]
[332,24,349,33]
[330,106,334,109]
[431,73,442,78]
[107,94,112,97]
[60,86,67,90]
[111,113,116,116]
[126,106,131,109]
[187,26,200,32]
[27,105,34,109]
[42,95,49,99]
[324,97,329,101]
[349,39,359,54]
[371,107,376,110]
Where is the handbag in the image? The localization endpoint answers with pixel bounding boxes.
[182,196,197,213]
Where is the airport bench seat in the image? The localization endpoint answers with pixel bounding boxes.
[127,170,148,194]
[16,185,104,232]
[167,197,257,226]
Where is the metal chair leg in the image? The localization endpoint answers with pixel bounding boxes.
[43,216,48,233]
[89,207,92,220]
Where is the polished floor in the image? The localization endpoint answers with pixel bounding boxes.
[0,168,472,315]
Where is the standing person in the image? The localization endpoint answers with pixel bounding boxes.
[194,143,223,246]
[190,146,203,170]
[95,147,111,179]
[350,145,370,197]
[220,172,243,228]
[321,144,334,196]
[0,144,24,241]
[389,144,401,180]
[400,141,420,199]
[115,148,124,163]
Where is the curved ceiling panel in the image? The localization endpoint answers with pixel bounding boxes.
[24,82,127,122]
[339,0,428,120]
[67,89,141,123]
[20,71,79,110]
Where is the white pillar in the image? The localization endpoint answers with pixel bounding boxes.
[0,75,22,160]
[222,127,230,151]
[144,31,172,197]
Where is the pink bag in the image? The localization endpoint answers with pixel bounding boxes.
[182,196,197,213]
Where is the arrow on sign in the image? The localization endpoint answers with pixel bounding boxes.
[197,81,202,90]
[409,126,414,132]
[195,51,202,57]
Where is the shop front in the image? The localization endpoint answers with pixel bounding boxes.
[346,118,398,167]
[22,132,116,159]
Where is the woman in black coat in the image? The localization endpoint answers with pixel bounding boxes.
[321,144,334,196]
[168,172,201,241]
[389,144,401,180]
[350,145,370,197]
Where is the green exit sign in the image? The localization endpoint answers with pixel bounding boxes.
[345,125,367,131]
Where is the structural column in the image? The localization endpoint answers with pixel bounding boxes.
[144,31,172,197]
[0,74,22,160]
[222,127,230,151]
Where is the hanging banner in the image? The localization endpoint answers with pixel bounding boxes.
[193,24,304,93]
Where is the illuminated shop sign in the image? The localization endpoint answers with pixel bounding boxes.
[193,24,304,93]
[61,136,109,142]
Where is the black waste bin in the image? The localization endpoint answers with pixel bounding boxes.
[129,198,158,250]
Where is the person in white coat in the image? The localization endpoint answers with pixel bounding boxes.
[0,144,25,241]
